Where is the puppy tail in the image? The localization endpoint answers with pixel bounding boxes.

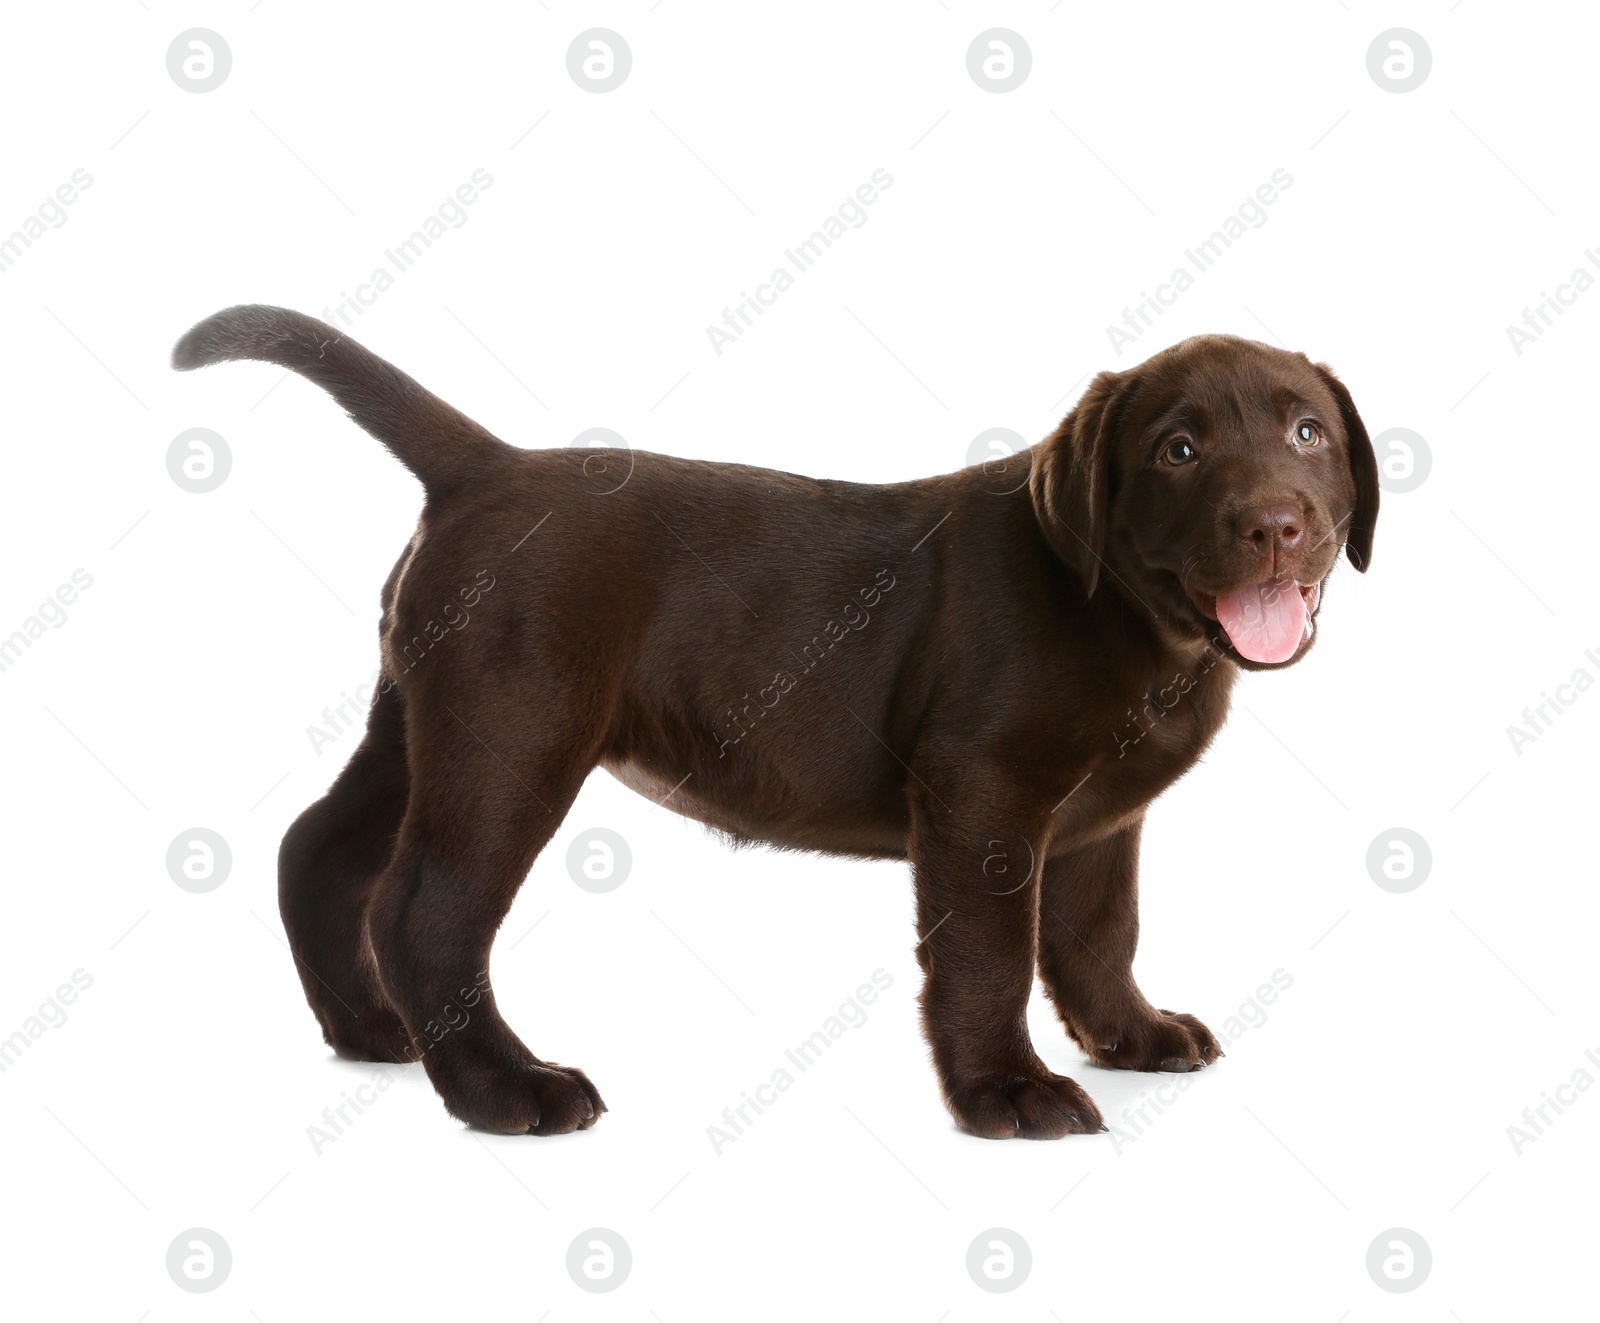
[171,305,508,497]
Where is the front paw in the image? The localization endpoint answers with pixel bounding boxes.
[946,1070,1105,1140]
[430,1051,607,1135]
[1082,1009,1221,1073]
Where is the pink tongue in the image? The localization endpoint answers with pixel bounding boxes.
[1215,581,1306,663]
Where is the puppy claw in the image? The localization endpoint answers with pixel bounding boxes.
[1081,1008,1221,1074]
[948,1071,1102,1140]
[440,1059,606,1136]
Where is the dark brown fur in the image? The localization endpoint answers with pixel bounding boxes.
[173,306,1377,1138]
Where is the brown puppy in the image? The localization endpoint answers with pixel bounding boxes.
[173,306,1377,1139]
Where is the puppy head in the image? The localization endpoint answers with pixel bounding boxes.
[1030,335,1378,669]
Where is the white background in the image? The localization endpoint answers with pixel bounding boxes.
[2,2,1595,1317]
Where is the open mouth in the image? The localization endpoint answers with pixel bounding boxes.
[1183,578,1321,664]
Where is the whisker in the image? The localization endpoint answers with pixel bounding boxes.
[1178,546,1210,592]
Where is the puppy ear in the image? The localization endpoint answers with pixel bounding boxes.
[1029,370,1130,597]
[1314,364,1379,572]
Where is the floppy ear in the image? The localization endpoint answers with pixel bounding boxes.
[1314,364,1379,572]
[1029,370,1130,597]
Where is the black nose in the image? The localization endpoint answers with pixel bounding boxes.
[1235,503,1304,552]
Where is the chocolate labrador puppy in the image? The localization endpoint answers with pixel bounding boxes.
[173,306,1377,1139]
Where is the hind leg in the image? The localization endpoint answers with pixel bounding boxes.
[366,693,606,1134]
[279,679,415,1063]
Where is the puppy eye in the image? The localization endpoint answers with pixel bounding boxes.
[1293,420,1323,447]
[1163,438,1197,465]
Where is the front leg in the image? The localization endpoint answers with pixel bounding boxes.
[910,785,1103,1139]
[1037,819,1221,1073]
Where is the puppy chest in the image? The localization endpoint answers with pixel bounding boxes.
[1107,669,1228,773]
